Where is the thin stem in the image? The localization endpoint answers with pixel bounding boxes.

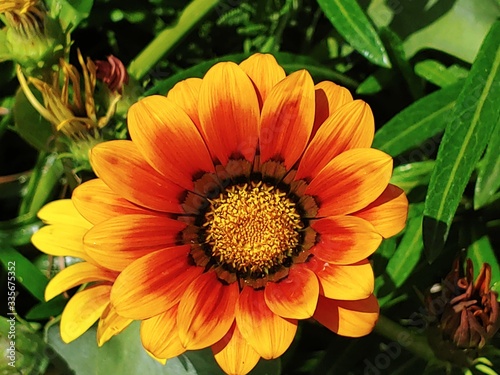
[127,0,221,81]
[374,315,436,363]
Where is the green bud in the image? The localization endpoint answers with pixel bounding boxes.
[3,4,66,75]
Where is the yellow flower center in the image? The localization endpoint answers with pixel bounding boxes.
[204,182,303,274]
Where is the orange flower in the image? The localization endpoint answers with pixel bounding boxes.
[31,200,132,345]
[41,54,407,374]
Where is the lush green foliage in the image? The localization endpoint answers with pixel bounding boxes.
[0,0,499,374]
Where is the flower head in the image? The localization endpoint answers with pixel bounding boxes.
[427,259,500,353]
[34,54,408,374]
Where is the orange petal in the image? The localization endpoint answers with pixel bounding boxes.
[306,148,393,216]
[128,95,214,190]
[307,257,374,300]
[37,199,92,229]
[260,70,315,170]
[239,53,286,107]
[97,304,133,346]
[166,78,203,130]
[198,62,260,164]
[264,265,319,319]
[111,246,203,319]
[296,100,374,181]
[313,294,379,337]
[236,287,297,359]
[353,184,408,238]
[90,140,184,213]
[311,216,382,264]
[177,272,238,350]
[60,284,111,343]
[45,262,117,301]
[212,323,260,375]
[141,305,186,359]
[73,179,147,225]
[312,81,353,138]
[31,224,88,261]
[84,214,186,271]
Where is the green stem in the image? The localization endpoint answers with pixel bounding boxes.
[127,0,221,81]
[374,315,436,362]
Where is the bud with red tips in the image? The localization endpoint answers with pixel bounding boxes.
[95,55,129,93]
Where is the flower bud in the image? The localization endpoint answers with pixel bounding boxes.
[426,259,500,364]
[2,1,66,75]
[95,55,129,93]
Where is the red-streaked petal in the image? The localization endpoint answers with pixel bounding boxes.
[199,62,260,164]
[306,148,393,216]
[72,179,146,225]
[97,304,133,347]
[60,284,110,343]
[90,140,184,213]
[312,81,353,138]
[260,70,315,170]
[212,323,260,375]
[307,257,374,300]
[314,294,379,337]
[166,78,202,130]
[264,265,319,319]
[141,305,185,359]
[84,214,186,271]
[31,225,88,261]
[111,246,203,319]
[128,95,214,190]
[37,199,92,229]
[353,184,408,238]
[296,100,374,181]
[311,216,382,264]
[45,262,117,301]
[177,272,239,350]
[239,53,286,107]
[236,287,297,359]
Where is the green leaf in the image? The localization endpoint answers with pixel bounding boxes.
[48,322,280,375]
[128,0,220,80]
[373,82,462,158]
[46,0,94,32]
[13,88,54,152]
[390,161,435,195]
[0,215,43,247]
[467,223,500,291]
[317,0,391,68]
[356,69,393,95]
[25,295,66,320]
[401,0,500,63]
[415,60,469,88]
[385,204,424,288]
[423,21,500,262]
[379,28,423,100]
[0,29,11,61]
[18,152,63,218]
[0,246,48,301]
[474,121,500,209]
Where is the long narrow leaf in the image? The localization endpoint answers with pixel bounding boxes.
[373,82,462,158]
[317,0,390,68]
[423,21,500,262]
[474,121,500,209]
[0,246,48,302]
